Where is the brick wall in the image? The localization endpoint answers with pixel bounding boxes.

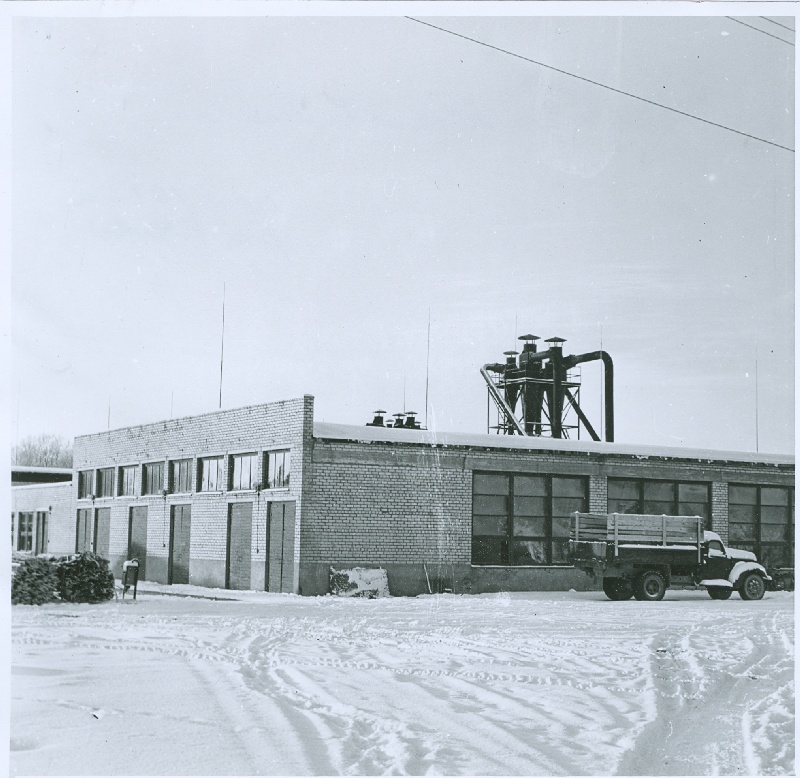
[302,432,794,594]
[589,475,607,512]
[71,397,313,589]
[303,448,472,565]
[711,482,729,541]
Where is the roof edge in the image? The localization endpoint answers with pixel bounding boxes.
[312,423,794,467]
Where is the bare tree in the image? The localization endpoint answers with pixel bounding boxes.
[11,434,73,468]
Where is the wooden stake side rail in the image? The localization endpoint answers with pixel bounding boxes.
[572,512,703,562]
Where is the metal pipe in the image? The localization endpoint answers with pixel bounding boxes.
[563,350,614,442]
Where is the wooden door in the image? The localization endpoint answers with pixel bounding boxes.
[76,509,92,553]
[266,502,295,593]
[128,506,148,579]
[93,508,111,558]
[226,503,252,590]
[169,505,191,585]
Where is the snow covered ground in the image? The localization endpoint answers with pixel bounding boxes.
[10,587,794,776]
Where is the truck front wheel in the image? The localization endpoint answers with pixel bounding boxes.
[633,571,667,601]
[602,578,634,601]
[739,573,766,601]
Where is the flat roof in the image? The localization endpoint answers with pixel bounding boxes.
[312,423,794,467]
[12,466,73,475]
[12,481,72,491]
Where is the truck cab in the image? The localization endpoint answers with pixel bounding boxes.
[697,531,769,601]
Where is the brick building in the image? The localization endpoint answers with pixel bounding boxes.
[11,395,795,595]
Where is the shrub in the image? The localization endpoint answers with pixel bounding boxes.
[56,552,115,604]
[12,557,59,605]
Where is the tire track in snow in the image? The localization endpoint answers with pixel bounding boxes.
[240,621,654,775]
[615,609,794,776]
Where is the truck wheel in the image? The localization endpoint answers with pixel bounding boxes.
[633,571,666,602]
[707,587,732,600]
[739,573,766,601]
[602,578,633,601]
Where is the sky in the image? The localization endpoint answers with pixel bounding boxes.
[7,6,795,455]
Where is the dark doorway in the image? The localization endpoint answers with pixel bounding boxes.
[93,508,111,558]
[226,503,253,590]
[76,509,92,553]
[169,505,191,585]
[128,506,148,579]
[34,512,48,555]
[266,501,295,593]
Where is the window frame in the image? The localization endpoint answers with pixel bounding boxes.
[728,483,794,568]
[471,472,588,566]
[169,459,193,495]
[265,449,291,490]
[17,512,33,552]
[198,455,225,492]
[229,452,258,492]
[607,478,712,529]
[118,465,136,497]
[96,467,115,498]
[142,461,165,496]
[77,470,94,499]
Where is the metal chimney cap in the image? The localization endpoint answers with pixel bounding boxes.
[373,409,386,414]
[405,411,417,416]
[545,337,566,344]
[518,334,540,341]
[503,350,520,356]
[393,412,405,418]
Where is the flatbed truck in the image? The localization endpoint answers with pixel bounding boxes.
[569,512,772,601]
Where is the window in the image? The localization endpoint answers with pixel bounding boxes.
[199,456,224,492]
[169,459,193,494]
[229,453,257,491]
[142,462,165,495]
[472,473,587,566]
[78,470,94,499]
[266,450,290,489]
[17,512,33,552]
[96,468,114,498]
[729,485,794,569]
[707,539,725,556]
[608,479,711,528]
[118,465,136,497]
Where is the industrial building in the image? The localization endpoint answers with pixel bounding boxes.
[11,338,795,595]
[11,393,794,596]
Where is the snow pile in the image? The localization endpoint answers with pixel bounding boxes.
[329,566,390,598]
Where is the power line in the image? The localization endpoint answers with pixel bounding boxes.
[406,17,794,154]
[759,16,796,34]
[725,16,794,46]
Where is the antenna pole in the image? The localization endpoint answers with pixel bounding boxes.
[755,342,759,453]
[425,308,431,429]
[14,381,20,462]
[219,282,226,409]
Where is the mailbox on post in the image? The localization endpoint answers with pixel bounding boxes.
[122,558,140,601]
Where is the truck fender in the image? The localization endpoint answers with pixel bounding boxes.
[728,561,771,588]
